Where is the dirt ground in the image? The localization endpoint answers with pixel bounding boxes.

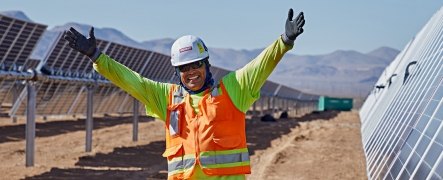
[0,111,367,180]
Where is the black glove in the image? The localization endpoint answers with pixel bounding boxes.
[282,8,305,45]
[64,27,98,58]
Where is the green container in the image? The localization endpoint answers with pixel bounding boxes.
[318,96,353,111]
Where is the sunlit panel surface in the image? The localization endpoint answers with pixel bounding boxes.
[360,7,443,179]
[0,14,46,114]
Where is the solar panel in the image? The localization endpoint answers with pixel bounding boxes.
[0,14,46,112]
[360,6,443,179]
[43,32,109,75]
[261,81,279,96]
[5,34,162,116]
[0,14,46,71]
[276,85,301,99]
[209,66,231,83]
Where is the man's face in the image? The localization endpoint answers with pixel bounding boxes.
[178,60,207,91]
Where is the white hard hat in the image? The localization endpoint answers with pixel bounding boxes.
[171,35,209,67]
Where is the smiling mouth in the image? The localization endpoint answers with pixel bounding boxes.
[187,75,200,82]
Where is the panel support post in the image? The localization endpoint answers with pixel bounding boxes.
[85,86,94,152]
[25,81,36,167]
[132,98,139,142]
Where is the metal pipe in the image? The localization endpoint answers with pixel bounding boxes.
[260,97,264,116]
[132,98,139,142]
[0,70,34,80]
[85,86,94,152]
[25,82,36,167]
[0,70,112,86]
[252,102,257,118]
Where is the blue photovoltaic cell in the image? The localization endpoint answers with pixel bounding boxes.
[360,6,443,180]
[0,14,47,106]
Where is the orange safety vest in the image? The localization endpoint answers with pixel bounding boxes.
[163,81,251,179]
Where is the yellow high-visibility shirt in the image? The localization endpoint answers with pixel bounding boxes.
[93,36,293,179]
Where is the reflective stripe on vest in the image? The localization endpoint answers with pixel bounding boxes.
[167,155,195,176]
[199,148,250,168]
[211,83,219,97]
[167,148,250,176]
[169,87,186,136]
[173,86,186,104]
[168,111,179,136]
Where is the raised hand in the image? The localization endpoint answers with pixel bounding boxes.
[283,8,305,45]
[64,27,97,58]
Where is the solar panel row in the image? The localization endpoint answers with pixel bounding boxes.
[0,14,46,115]
[359,7,443,180]
[0,15,46,71]
[0,13,317,119]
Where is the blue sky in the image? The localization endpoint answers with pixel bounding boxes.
[2,0,443,55]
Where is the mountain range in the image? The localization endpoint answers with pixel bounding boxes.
[2,11,400,98]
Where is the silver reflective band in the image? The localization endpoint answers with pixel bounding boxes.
[211,87,219,97]
[169,110,179,136]
[174,94,184,104]
[200,152,250,165]
[173,86,187,104]
[169,86,186,137]
[211,82,220,97]
[168,158,195,173]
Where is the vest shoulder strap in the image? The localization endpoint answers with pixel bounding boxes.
[173,85,187,104]
[211,81,221,97]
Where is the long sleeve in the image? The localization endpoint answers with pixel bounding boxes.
[222,36,293,112]
[93,54,172,120]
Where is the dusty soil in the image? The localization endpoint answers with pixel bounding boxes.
[248,111,367,180]
[0,111,367,180]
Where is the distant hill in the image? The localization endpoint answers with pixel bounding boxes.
[138,39,399,98]
[51,23,145,49]
[367,46,400,61]
[141,38,174,55]
[2,10,400,98]
[272,47,398,97]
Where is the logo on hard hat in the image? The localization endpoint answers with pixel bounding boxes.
[197,43,205,54]
[179,46,192,53]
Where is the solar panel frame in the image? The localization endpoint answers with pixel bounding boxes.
[369,20,443,178]
[0,15,46,110]
[360,7,443,179]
